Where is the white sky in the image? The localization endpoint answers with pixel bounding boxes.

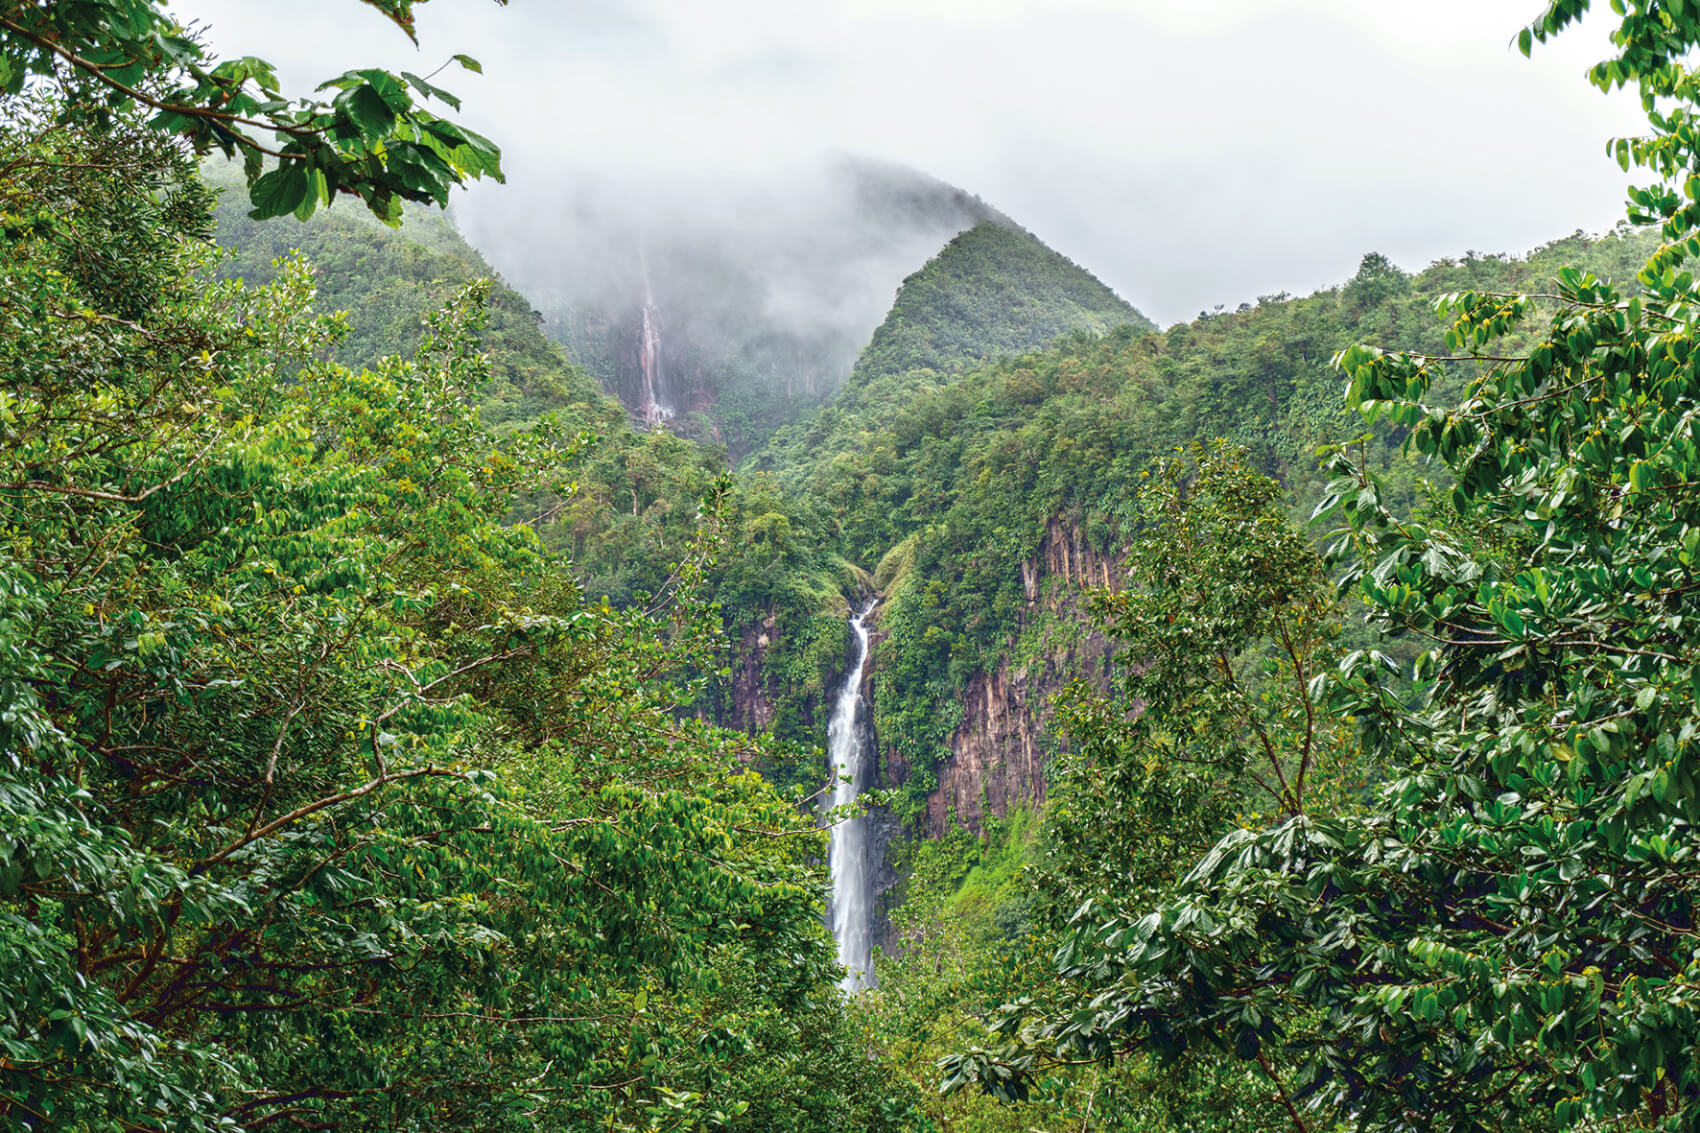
[177,0,1647,326]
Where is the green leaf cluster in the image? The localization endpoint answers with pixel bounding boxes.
[0,0,505,224]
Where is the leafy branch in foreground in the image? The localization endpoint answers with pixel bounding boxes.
[0,0,505,223]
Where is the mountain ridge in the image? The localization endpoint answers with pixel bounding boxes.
[473,158,1030,457]
[850,220,1152,389]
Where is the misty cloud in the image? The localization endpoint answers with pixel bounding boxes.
[179,0,1645,325]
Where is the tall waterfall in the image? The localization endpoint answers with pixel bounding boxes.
[636,239,674,426]
[826,601,877,992]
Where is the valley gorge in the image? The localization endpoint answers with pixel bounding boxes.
[18,5,1700,1130]
[206,152,1673,988]
[207,171,1667,976]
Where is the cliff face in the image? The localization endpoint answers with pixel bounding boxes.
[1033,515,1122,595]
[728,617,781,735]
[882,515,1122,838]
[716,532,1118,949]
[857,656,907,949]
[924,661,1045,833]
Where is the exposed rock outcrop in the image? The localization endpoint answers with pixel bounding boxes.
[882,514,1124,838]
[924,660,1045,833]
[1036,515,1119,597]
[727,616,781,735]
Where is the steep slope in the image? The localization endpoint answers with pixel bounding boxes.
[849,221,1153,387]
[464,158,1013,459]
[773,228,1660,835]
[209,167,620,435]
[207,168,863,765]
[752,220,1152,564]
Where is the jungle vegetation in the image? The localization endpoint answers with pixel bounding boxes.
[0,4,917,1130]
[8,0,1700,1130]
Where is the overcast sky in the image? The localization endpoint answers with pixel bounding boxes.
[178,0,1646,326]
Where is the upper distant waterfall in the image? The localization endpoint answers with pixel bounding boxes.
[636,239,674,426]
[826,601,877,992]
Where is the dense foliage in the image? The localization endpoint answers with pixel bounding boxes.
[0,64,924,1133]
[209,167,619,432]
[934,2,1700,1129]
[1035,443,1358,911]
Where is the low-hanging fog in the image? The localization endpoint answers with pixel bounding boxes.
[479,157,1006,351]
[491,157,1013,456]
[178,0,1644,332]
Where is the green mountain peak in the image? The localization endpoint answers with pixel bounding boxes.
[850,221,1152,387]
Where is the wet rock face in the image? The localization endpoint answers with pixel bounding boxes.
[882,515,1123,838]
[856,636,905,963]
[591,298,717,429]
[926,661,1046,835]
[728,617,779,734]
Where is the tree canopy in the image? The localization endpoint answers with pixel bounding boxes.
[938,2,1700,1128]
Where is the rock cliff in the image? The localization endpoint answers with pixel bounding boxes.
[727,617,781,735]
[880,514,1123,838]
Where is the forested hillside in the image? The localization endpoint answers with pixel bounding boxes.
[752,226,1658,828]
[208,167,866,759]
[11,0,1700,1130]
[847,221,1151,387]
[210,164,620,433]
[207,166,1173,771]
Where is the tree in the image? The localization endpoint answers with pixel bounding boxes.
[945,3,1700,1128]
[0,93,924,1132]
[1343,253,1411,312]
[1036,442,1354,915]
[943,444,1352,1130]
[0,0,504,222]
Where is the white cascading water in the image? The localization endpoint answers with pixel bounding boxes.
[826,601,878,992]
[636,240,674,426]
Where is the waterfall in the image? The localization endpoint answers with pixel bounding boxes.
[636,239,674,426]
[826,601,877,992]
